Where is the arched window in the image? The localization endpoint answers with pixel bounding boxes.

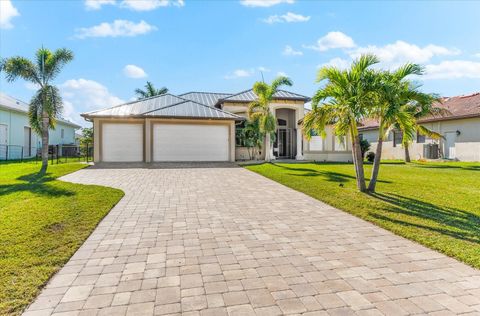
[277,119,287,126]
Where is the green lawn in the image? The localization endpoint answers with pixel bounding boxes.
[246,161,480,268]
[0,162,124,315]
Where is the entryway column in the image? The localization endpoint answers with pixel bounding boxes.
[296,126,304,160]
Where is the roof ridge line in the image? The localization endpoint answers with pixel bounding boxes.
[142,98,243,118]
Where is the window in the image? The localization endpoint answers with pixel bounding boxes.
[235,122,245,146]
[417,133,426,143]
[359,134,363,141]
[277,119,287,126]
[61,129,65,139]
[393,131,403,147]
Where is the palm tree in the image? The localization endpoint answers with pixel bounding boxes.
[303,54,379,192]
[367,64,428,192]
[247,76,293,161]
[135,81,168,100]
[1,47,74,173]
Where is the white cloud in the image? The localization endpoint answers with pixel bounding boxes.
[350,41,461,66]
[121,0,183,11]
[74,20,157,39]
[283,45,303,56]
[84,0,116,10]
[240,0,294,7]
[0,0,20,29]
[224,69,254,79]
[424,60,480,79]
[304,31,355,52]
[60,79,124,126]
[258,66,270,72]
[277,71,288,77]
[263,12,310,24]
[318,57,351,70]
[474,53,480,58]
[123,64,147,78]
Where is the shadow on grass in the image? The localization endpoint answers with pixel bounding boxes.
[412,163,480,171]
[0,172,75,197]
[370,192,480,244]
[272,163,392,184]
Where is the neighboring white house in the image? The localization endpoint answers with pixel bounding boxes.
[83,90,351,163]
[359,92,480,161]
[0,93,81,159]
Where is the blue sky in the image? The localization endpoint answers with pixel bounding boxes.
[1,0,480,127]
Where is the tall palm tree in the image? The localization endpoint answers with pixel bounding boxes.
[303,54,379,192]
[1,47,74,173]
[367,64,428,192]
[247,76,293,161]
[135,81,168,100]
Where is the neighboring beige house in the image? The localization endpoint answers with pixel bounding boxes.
[359,92,480,161]
[82,89,353,163]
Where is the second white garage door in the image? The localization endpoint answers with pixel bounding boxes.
[153,123,229,161]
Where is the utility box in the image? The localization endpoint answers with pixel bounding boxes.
[423,143,439,159]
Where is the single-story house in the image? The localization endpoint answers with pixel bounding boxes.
[0,93,81,159]
[359,92,480,161]
[83,89,353,163]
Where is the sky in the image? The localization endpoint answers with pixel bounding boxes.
[1,0,480,127]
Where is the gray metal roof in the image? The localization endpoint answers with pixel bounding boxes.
[217,89,310,104]
[82,94,242,120]
[179,92,233,107]
[144,100,243,120]
[83,94,186,117]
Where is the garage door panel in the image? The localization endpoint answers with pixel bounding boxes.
[153,124,229,161]
[102,123,143,162]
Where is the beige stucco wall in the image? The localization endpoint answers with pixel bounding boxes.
[361,117,480,161]
[303,126,353,162]
[93,117,236,163]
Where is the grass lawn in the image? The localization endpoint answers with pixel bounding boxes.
[0,162,124,315]
[246,161,480,268]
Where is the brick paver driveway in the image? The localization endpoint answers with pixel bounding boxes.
[25,165,480,316]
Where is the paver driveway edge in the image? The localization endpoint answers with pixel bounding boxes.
[24,166,480,316]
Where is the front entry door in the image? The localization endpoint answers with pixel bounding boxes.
[275,128,295,158]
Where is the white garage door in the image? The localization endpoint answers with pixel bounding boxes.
[102,123,143,162]
[153,123,229,161]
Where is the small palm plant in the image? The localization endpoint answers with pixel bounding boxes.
[303,54,379,192]
[135,81,168,100]
[1,47,74,173]
[239,119,264,160]
[247,76,293,161]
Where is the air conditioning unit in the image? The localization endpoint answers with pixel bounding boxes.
[423,144,439,159]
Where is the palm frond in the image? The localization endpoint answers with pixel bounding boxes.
[2,56,41,84]
[44,48,74,82]
[417,125,444,140]
[270,76,292,94]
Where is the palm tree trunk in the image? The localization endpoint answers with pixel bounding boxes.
[404,146,411,162]
[40,113,49,173]
[264,133,271,162]
[368,137,383,192]
[351,133,367,192]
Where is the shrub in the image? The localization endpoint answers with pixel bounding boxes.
[360,139,371,158]
[366,151,375,162]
